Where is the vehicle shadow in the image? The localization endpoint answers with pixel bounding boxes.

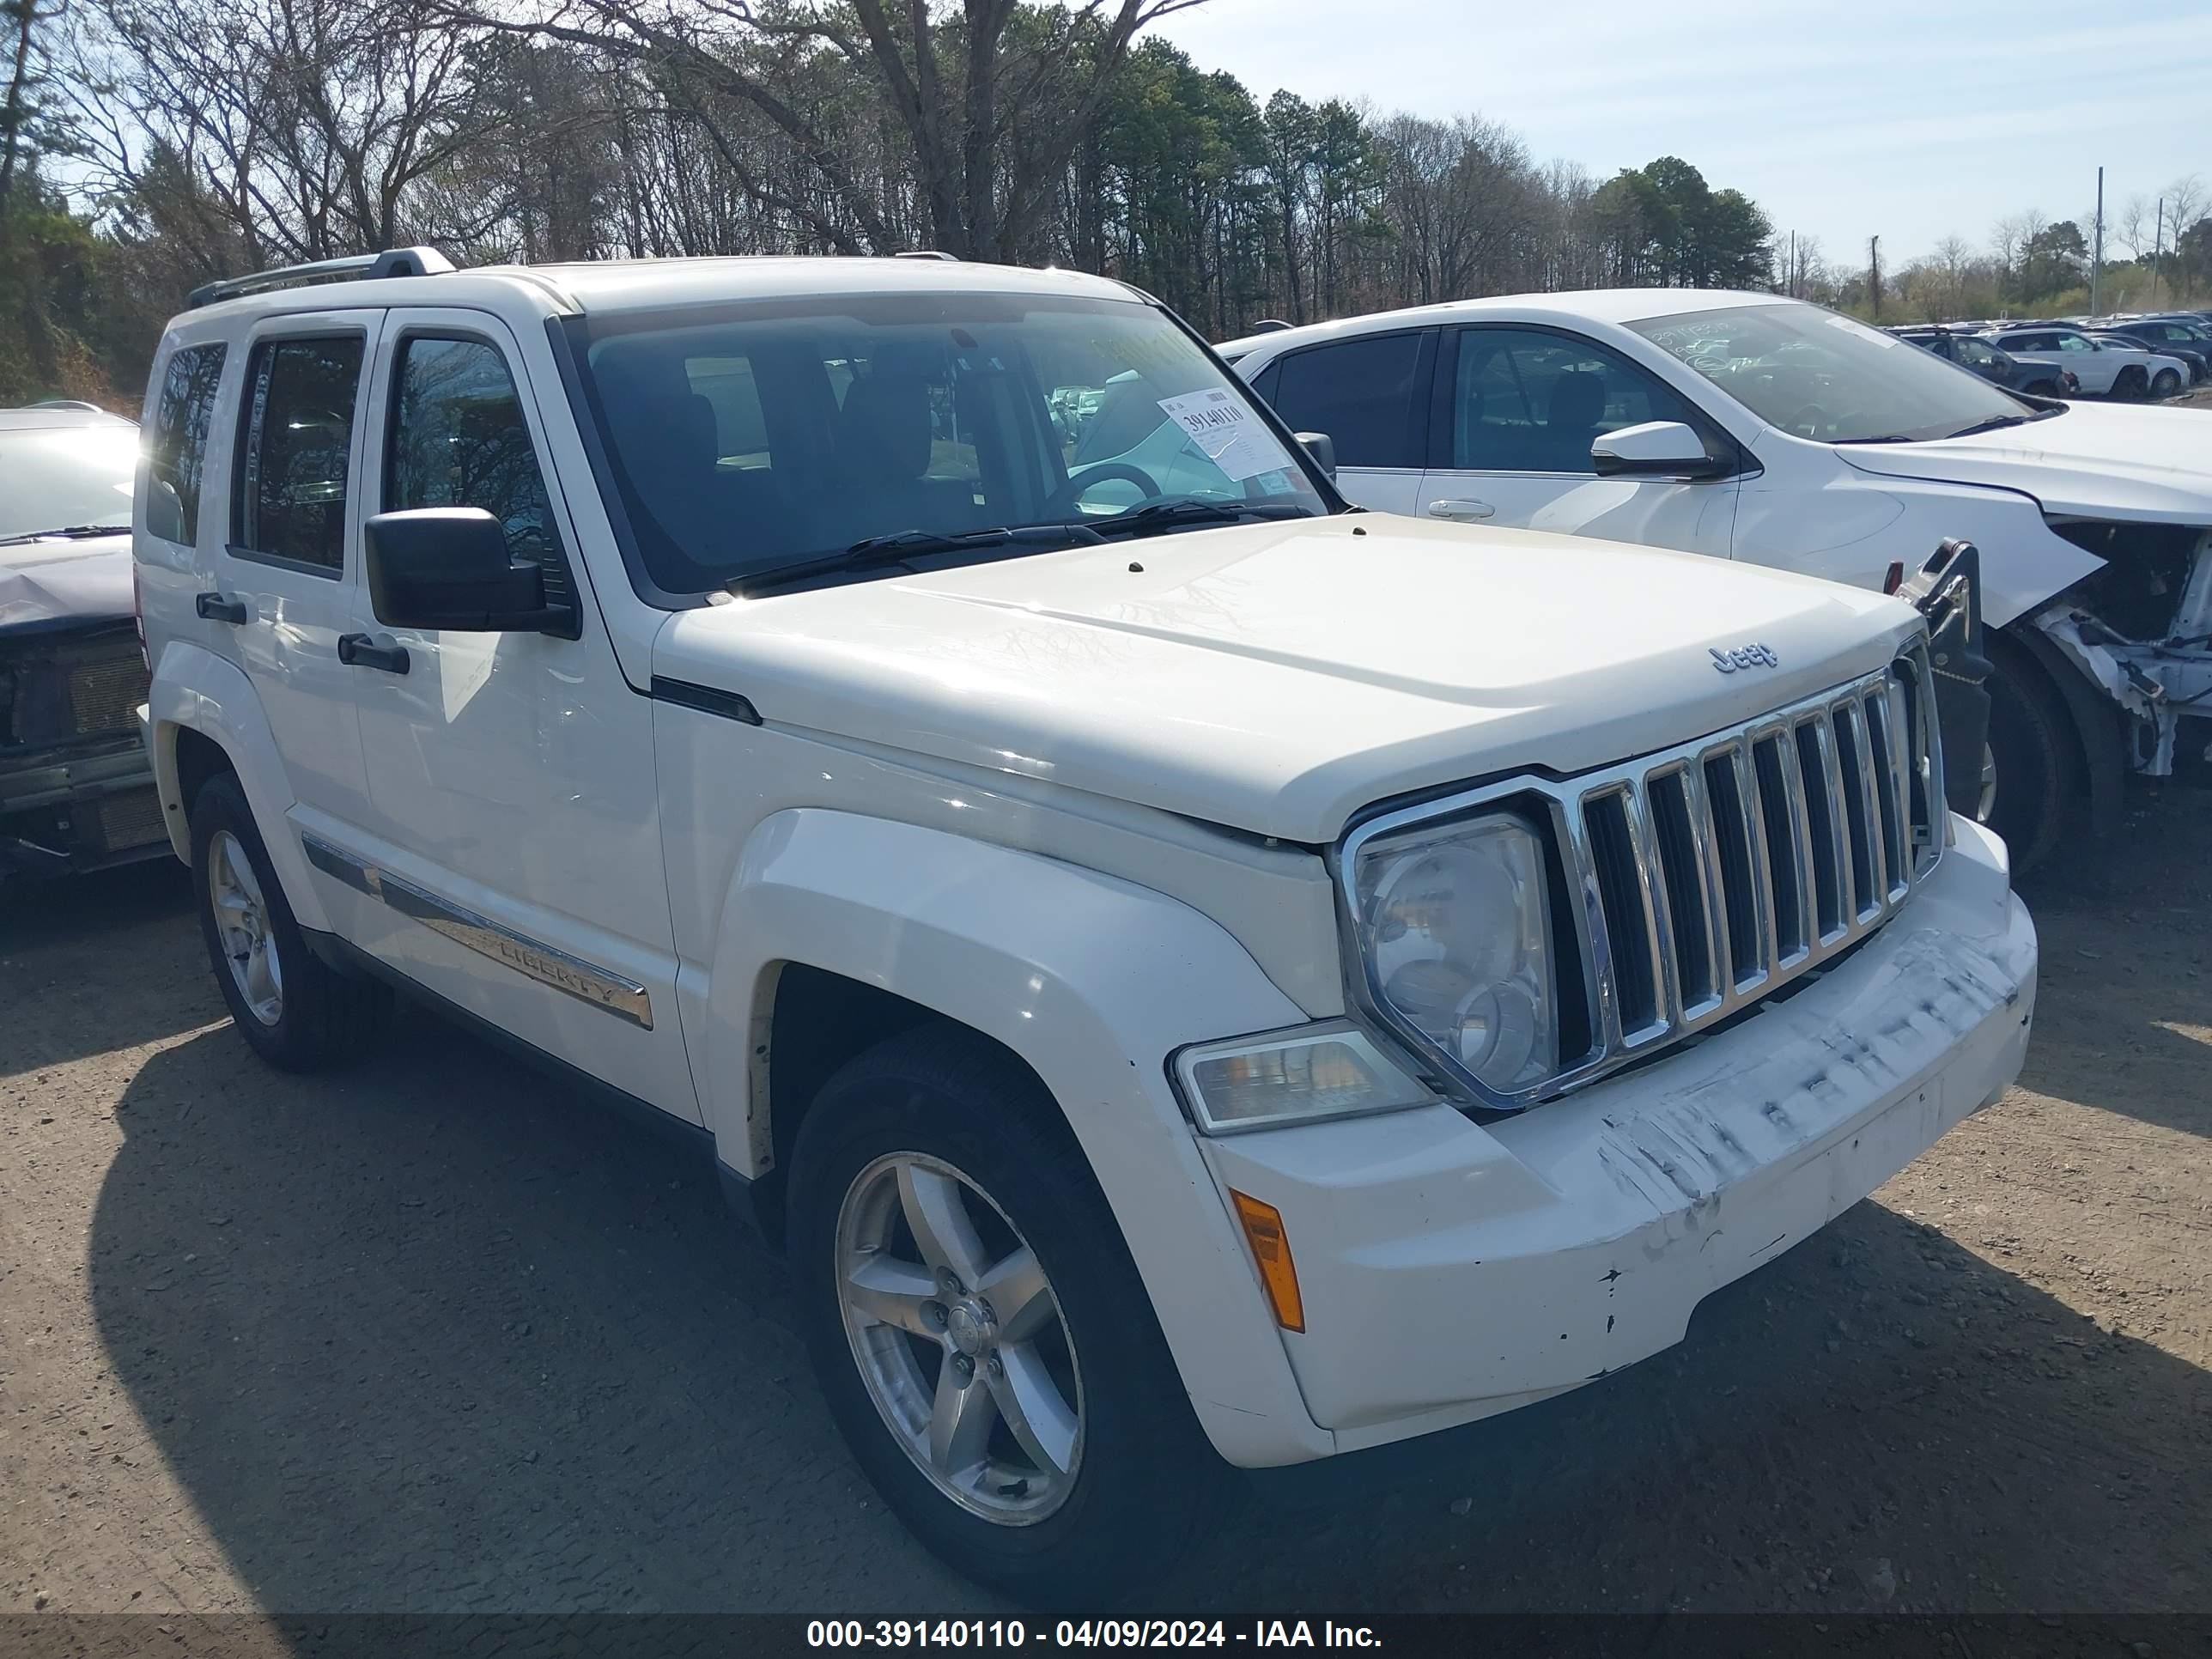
[90,1018,2211,1616]
[1221,1198,2212,1615]
[0,859,206,1073]
[2008,785,2211,1140]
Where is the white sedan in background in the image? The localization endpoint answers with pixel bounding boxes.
[1978,325,2187,400]
[1222,289,2212,872]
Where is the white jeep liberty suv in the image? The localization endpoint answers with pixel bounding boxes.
[132,249,2039,1600]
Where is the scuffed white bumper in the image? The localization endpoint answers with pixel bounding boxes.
[1199,816,2034,1462]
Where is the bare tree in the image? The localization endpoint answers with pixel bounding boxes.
[69,0,502,272]
[456,0,1212,261]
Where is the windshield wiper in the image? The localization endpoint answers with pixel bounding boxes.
[1940,409,2058,440]
[0,523,129,546]
[731,521,1103,595]
[1091,500,1319,538]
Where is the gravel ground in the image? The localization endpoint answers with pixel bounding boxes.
[2,793,2208,1620]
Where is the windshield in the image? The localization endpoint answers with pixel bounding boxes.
[1628,301,2036,443]
[0,423,138,540]
[562,291,1327,592]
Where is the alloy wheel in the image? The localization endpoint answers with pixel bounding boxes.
[835,1152,1084,1524]
[208,828,283,1026]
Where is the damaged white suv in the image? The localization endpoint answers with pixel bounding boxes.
[1225,292,2212,872]
[135,252,2037,1600]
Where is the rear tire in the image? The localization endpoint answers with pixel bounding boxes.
[190,772,388,1071]
[787,1024,1230,1604]
[1980,645,2078,877]
[2113,366,2148,401]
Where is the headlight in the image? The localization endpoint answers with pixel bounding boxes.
[1349,812,1559,1100]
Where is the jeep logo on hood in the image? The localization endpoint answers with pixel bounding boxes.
[1710,642,1781,674]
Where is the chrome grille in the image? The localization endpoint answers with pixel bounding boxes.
[1566,651,1942,1061]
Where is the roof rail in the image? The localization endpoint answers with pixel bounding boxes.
[892,249,958,261]
[186,246,456,310]
[1247,319,1293,333]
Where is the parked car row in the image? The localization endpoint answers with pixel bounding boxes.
[1220,288,2212,872]
[1883,325,2076,396]
[1978,323,2188,399]
[118,249,2036,1599]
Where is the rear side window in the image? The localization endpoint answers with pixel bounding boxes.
[149,343,226,542]
[386,336,568,605]
[1267,332,1426,468]
[234,336,364,574]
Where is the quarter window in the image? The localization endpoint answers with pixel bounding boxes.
[235,336,365,574]
[386,336,567,603]
[1267,331,1426,469]
[149,343,226,542]
[1449,328,1698,474]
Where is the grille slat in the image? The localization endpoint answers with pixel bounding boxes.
[1560,655,1939,1071]
[1699,746,1765,993]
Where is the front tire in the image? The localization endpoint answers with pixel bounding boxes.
[1980,647,2078,876]
[190,772,387,1071]
[2113,365,2148,401]
[787,1026,1228,1604]
[2152,368,2183,398]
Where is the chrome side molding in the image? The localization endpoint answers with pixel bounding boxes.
[300,834,653,1029]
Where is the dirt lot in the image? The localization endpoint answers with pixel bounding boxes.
[2,793,2207,1621]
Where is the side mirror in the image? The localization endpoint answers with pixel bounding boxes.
[146,479,188,544]
[1294,430,1336,482]
[1589,421,1728,480]
[365,507,567,634]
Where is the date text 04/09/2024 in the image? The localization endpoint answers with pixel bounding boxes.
[805,1620,1382,1649]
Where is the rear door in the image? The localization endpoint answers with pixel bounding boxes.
[1422,325,1738,556]
[1251,328,1434,514]
[215,313,382,893]
[339,308,696,1121]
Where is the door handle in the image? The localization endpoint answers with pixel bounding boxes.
[1426,498,1496,522]
[195,592,250,625]
[337,633,410,675]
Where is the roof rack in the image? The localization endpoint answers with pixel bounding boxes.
[892,249,958,261]
[186,246,455,310]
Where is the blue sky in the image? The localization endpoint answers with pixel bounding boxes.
[1152,0,2212,270]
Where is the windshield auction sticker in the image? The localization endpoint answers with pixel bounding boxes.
[1155,388,1293,482]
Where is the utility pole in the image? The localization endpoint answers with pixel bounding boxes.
[1869,234,1881,319]
[2152,197,2166,310]
[2090,166,2104,317]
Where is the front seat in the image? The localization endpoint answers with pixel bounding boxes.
[836,374,972,537]
[1543,369,1607,471]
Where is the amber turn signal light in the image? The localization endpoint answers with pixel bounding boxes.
[1229,1188,1304,1333]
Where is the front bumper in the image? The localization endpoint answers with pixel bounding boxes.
[1199,817,2034,1459]
[0,738,169,877]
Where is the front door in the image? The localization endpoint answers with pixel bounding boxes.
[1421,325,1738,557]
[339,310,697,1121]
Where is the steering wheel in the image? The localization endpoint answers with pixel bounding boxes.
[1783,404,1832,440]
[1042,462,1161,519]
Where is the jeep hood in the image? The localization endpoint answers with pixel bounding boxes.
[1834,403,2212,526]
[654,515,1919,842]
[0,530,134,635]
